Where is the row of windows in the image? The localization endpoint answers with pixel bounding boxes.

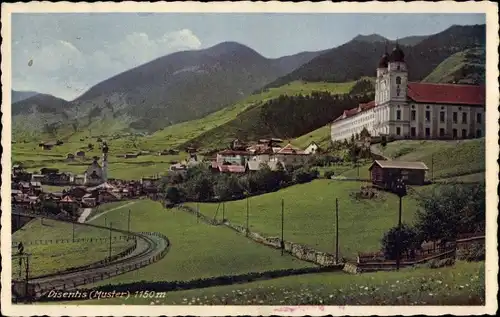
[395,127,482,138]
[395,110,482,124]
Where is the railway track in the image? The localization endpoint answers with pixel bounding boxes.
[11,211,170,298]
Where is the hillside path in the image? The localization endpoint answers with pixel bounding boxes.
[77,208,92,223]
[370,144,391,160]
[85,201,137,223]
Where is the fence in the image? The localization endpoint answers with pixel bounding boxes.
[11,235,131,248]
[349,235,485,274]
[30,232,171,299]
[16,238,139,281]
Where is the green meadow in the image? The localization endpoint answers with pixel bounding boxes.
[190,179,422,259]
[84,199,313,286]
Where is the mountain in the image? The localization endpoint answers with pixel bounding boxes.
[423,47,485,84]
[11,94,73,139]
[352,34,428,46]
[266,24,485,89]
[11,90,40,103]
[352,34,390,43]
[67,42,322,134]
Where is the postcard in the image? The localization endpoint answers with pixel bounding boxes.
[1,1,498,316]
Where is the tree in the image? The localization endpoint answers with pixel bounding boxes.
[360,127,371,139]
[165,186,182,204]
[215,175,244,200]
[382,223,421,260]
[380,136,387,148]
[415,183,485,243]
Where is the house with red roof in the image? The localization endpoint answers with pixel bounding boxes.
[216,149,253,166]
[271,143,309,165]
[331,44,485,142]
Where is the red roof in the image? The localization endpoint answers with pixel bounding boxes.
[216,164,246,173]
[359,100,376,111]
[407,82,485,106]
[211,162,246,173]
[277,143,307,155]
[218,150,252,156]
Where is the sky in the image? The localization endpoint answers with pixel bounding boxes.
[11,13,485,100]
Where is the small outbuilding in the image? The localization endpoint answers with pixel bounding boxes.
[369,160,429,188]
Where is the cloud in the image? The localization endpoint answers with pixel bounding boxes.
[12,29,202,100]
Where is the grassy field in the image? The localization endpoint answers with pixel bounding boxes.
[143,80,358,151]
[372,138,485,180]
[291,125,331,149]
[12,140,185,180]
[190,179,422,259]
[84,199,313,286]
[423,47,485,84]
[11,218,133,278]
[74,260,484,305]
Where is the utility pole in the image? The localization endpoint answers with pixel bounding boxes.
[104,216,107,227]
[108,222,113,259]
[246,196,249,236]
[431,153,434,182]
[24,255,30,301]
[281,198,284,256]
[222,202,225,222]
[396,195,403,270]
[127,209,131,233]
[72,222,75,242]
[335,198,339,264]
[197,203,200,223]
[394,178,406,271]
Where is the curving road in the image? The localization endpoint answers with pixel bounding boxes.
[11,211,169,298]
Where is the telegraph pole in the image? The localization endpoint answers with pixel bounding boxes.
[104,216,107,227]
[395,178,406,271]
[108,222,113,259]
[197,203,200,223]
[72,222,75,242]
[335,198,339,264]
[281,198,284,256]
[222,202,225,222]
[127,209,131,233]
[246,196,249,236]
[396,195,403,270]
[22,254,31,301]
[431,154,434,182]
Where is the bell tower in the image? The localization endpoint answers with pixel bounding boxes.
[375,42,390,106]
[102,141,109,182]
[387,42,408,102]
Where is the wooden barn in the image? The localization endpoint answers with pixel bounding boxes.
[369,160,429,188]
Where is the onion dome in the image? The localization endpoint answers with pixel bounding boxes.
[390,43,405,62]
[378,52,389,68]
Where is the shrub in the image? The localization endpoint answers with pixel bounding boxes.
[382,224,421,260]
[324,170,335,179]
[425,257,455,269]
[457,243,485,262]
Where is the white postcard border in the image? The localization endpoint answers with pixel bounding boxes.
[1,1,498,316]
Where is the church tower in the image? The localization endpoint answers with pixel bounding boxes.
[375,43,390,106]
[102,141,109,182]
[387,42,408,102]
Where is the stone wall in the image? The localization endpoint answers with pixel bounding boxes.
[224,221,339,267]
[178,204,341,267]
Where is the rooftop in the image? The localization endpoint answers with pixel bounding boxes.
[370,160,429,170]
